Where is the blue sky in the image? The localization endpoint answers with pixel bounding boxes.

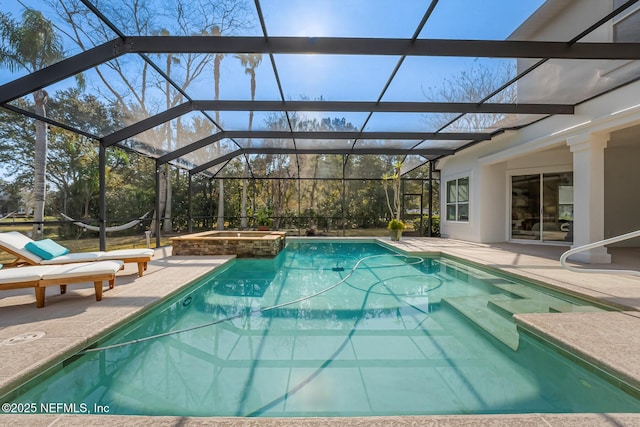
[0,0,545,95]
[0,0,546,177]
[260,0,544,40]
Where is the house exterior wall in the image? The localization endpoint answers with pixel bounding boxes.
[439,77,640,244]
[605,125,640,246]
[479,162,507,242]
[438,0,640,247]
[510,0,610,43]
[437,147,479,241]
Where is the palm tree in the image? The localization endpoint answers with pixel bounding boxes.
[0,10,64,239]
[235,53,262,228]
[211,26,226,230]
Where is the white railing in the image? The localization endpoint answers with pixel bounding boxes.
[560,229,640,276]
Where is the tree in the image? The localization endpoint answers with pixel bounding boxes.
[344,155,395,228]
[422,60,516,132]
[382,161,403,221]
[0,10,64,239]
[105,152,155,227]
[43,0,253,233]
[235,53,263,228]
[0,179,24,215]
[0,100,37,186]
[48,89,127,218]
[211,25,226,230]
[257,111,365,231]
[0,88,148,237]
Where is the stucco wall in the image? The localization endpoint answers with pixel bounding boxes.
[479,162,507,242]
[505,147,572,172]
[440,145,572,243]
[438,156,478,241]
[436,0,640,244]
[439,77,640,244]
[605,125,640,246]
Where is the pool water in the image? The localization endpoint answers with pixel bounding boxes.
[7,241,640,416]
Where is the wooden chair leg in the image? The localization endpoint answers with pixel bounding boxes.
[93,281,103,301]
[137,262,144,277]
[35,287,45,308]
[59,284,67,294]
[109,278,115,289]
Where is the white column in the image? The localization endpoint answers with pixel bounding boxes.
[567,132,611,264]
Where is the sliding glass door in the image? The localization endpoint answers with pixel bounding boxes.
[511,172,573,243]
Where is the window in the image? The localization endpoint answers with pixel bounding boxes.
[446,177,469,222]
[510,172,573,243]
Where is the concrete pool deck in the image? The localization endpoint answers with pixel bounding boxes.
[1,237,640,426]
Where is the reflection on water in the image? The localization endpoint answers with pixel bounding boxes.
[8,242,640,417]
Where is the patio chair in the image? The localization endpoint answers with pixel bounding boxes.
[0,231,154,277]
[0,260,124,308]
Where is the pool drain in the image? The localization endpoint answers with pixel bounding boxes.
[2,331,46,346]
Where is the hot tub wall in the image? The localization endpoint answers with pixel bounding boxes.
[171,232,286,257]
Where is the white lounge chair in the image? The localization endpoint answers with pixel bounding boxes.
[0,260,124,308]
[0,231,154,277]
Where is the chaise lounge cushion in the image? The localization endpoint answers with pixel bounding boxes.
[0,231,46,263]
[96,248,155,261]
[0,262,124,284]
[38,252,105,265]
[37,250,154,265]
[0,261,124,308]
[0,265,54,285]
[0,231,153,277]
[39,260,124,280]
[25,238,70,260]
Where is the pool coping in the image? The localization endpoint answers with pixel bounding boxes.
[2,413,640,426]
[1,237,640,426]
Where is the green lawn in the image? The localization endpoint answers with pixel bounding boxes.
[0,223,413,265]
[0,218,169,265]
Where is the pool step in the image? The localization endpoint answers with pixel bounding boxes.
[491,283,569,303]
[489,283,603,315]
[548,304,602,313]
[489,298,602,320]
[488,299,553,320]
[436,258,497,280]
[442,295,520,351]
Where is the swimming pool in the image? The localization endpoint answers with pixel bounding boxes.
[5,241,640,416]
